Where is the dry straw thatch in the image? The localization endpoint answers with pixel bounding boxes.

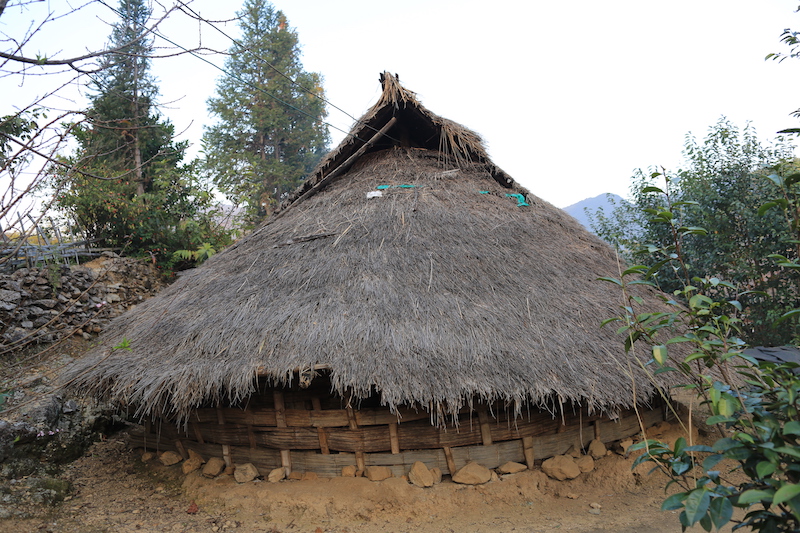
[65,72,676,425]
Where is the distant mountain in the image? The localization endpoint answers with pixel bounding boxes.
[562,193,625,232]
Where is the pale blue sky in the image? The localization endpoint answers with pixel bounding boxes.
[4,0,800,208]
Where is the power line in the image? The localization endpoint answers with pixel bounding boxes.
[175,1,371,131]
[96,0,366,143]
[174,1,402,144]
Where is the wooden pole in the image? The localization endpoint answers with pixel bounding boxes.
[311,397,330,454]
[477,407,493,446]
[522,437,535,469]
[273,391,292,476]
[216,407,231,468]
[443,446,457,476]
[389,423,400,454]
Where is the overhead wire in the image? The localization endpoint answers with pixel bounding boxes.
[95,0,374,144]
[174,1,381,134]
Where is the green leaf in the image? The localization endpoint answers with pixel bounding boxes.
[597,276,622,287]
[652,345,668,366]
[702,453,724,471]
[717,398,736,417]
[737,489,774,505]
[699,512,712,532]
[642,186,665,194]
[758,201,781,217]
[708,497,733,530]
[784,420,800,436]
[684,489,711,526]
[706,415,734,425]
[622,265,649,276]
[688,294,713,309]
[773,484,800,506]
[775,309,800,325]
[662,491,688,511]
[672,461,691,475]
[775,446,800,459]
[684,445,713,453]
[654,366,678,375]
[678,226,708,236]
[727,300,743,312]
[712,437,738,452]
[674,436,687,455]
[766,174,785,187]
[756,461,777,478]
[627,279,657,287]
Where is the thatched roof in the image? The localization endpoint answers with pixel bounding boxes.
[64,73,676,422]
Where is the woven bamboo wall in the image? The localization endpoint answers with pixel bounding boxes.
[129,380,667,477]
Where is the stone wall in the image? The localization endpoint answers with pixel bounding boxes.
[0,253,167,351]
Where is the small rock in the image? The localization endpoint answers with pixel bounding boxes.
[141,452,155,462]
[233,463,259,483]
[497,461,527,474]
[541,455,581,481]
[365,466,393,481]
[267,467,285,483]
[159,451,182,466]
[61,400,79,414]
[618,438,634,457]
[590,502,602,509]
[588,440,606,460]
[182,456,204,475]
[341,465,357,477]
[576,455,595,473]
[0,289,21,304]
[408,461,434,488]
[452,462,492,485]
[565,445,582,458]
[223,465,235,475]
[589,508,601,515]
[490,471,500,482]
[355,469,365,478]
[430,467,442,484]
[187,449,204,463]
[300,472,318,481]
[288,472,303,480]
[564,492,579,499]
[202,457,226,478]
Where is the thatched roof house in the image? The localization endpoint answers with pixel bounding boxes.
[65,73,675,477]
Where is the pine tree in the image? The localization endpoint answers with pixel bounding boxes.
[203,0,329,219]
[54,0,230,269]
[75,0,180,196]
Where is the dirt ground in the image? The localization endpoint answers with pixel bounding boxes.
[0,422,742,533]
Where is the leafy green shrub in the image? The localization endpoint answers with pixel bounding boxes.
[603,169,800,532]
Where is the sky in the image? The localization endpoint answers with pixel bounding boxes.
[3,0,800,209]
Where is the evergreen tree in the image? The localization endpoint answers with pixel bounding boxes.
[53,0,231,269]
[78,0,172,195]
[202,0,329,220]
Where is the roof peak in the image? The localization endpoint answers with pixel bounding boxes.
[278,72,514,216]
